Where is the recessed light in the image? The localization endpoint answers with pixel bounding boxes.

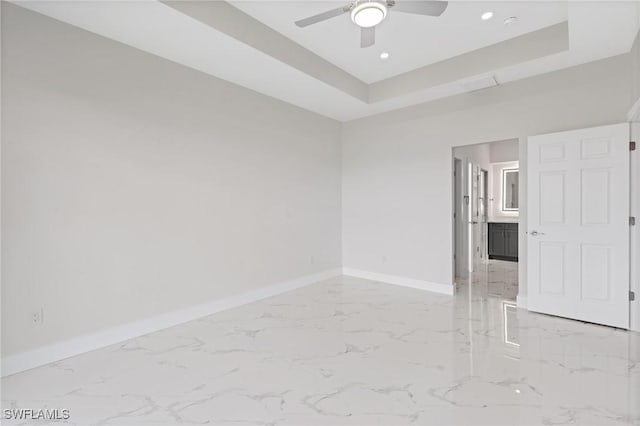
[380,52,390,59]
[504,16,518,25]
[481,11,494,21]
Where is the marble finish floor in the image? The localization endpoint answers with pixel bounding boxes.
[456,259,519,301]
[2,275,639,425]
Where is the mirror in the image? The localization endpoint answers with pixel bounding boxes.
[502,169,519,211]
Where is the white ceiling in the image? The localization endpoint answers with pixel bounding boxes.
[231,1,569,83]
[9,1,640,121]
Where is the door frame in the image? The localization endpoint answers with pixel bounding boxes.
[451,144,521,283]
[452,157,467,283]
[630,120,640,332]
[479,168,489,262]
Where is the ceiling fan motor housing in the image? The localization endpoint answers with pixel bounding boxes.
[350,0,388,27]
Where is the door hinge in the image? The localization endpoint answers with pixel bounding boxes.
[631,141,636,151]
[631,216,636,226]
[630,291,636,302]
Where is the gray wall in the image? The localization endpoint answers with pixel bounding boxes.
[1,4,342,356]
[342,53,635,295]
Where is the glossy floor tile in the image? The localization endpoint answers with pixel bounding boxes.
[2,275,639,425]
[456,259,519,301]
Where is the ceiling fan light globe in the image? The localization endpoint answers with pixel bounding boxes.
[351,1,387,28]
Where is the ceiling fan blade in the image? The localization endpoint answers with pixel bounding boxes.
[361,26,375,48]
[294,6,349,28]
[391,0,448,17]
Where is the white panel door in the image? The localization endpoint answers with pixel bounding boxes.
[528,123,630,328]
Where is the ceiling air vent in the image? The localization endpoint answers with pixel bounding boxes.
[461,75,498,93]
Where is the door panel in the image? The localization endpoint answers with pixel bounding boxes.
[581,168,610,225]
[527,123,629,329]
[539,143,566,162]
[580,244,611,301]
[581,137,611,159]
[539,172,566,224]
[539,242,565,295]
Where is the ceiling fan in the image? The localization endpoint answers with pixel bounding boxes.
[294,0,448,48]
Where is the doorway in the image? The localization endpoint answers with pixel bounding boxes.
[453,139,520,301]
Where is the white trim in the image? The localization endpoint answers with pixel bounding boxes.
[1,268,342,377]
[629,96,640,122]
[342,267,454,295]
[631,121,640,332]
[516,294,528,309]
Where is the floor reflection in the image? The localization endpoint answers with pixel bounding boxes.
[453,260,639,425]
[456,259,519,301]
[2,273,639,425]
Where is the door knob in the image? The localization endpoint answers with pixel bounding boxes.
[529,230,545,236]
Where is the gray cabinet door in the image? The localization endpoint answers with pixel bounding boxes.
[489,223,518,261]
[505,227,518,258]
[489,225,505,256]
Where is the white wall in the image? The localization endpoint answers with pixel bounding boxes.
[489,139,519,164]
[452,143,491,171]
[342,52,635,294]
[1,4,342,356]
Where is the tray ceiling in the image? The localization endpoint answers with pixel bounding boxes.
[9,1,640,121]
[231,1,569,83]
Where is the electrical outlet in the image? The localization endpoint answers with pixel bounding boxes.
[32,308,44,326]
[308,255,315,265]
[382,255,388,263]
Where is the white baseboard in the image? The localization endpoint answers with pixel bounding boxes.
[516,294,528,309]
[1,268,342,377]
[342,268,454,296]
